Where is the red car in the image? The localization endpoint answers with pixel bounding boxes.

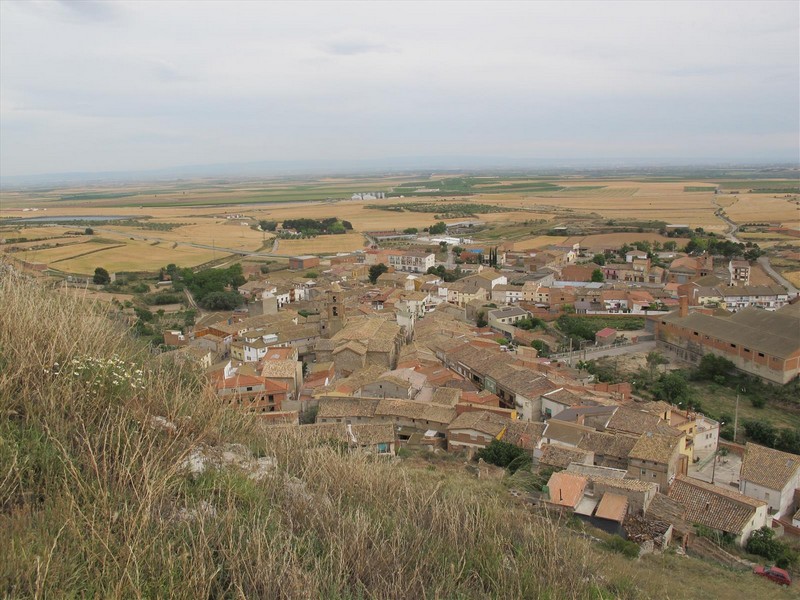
[753,565,792,586]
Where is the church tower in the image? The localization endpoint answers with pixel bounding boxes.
[323,283,347,338]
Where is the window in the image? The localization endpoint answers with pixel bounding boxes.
[246,386,253,391]
[731,343,736,348]
[758,352,765,358]
[641,469,646,475]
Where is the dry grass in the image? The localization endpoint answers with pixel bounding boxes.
[275,233,367,255]
[0,269,600,599]
[1,268,794,599]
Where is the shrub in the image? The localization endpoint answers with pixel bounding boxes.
[602,536,640,559]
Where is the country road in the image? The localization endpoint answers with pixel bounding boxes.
[712,197,798,295]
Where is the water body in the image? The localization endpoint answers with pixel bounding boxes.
[4,215,138,224]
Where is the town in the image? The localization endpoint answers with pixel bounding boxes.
[94,215,798,578]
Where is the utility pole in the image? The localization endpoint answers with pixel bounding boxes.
[710,449,718,485]
[568,337,573,366]
[733,393,740,444]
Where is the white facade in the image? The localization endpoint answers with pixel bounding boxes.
[387,252,435,273]
[691,415,720,460]
[740,471,800,517]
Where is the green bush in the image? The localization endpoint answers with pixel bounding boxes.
[601,536,640,559]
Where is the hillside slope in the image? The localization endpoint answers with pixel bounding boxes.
[0,269,793,599]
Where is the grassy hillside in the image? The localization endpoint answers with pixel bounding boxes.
[0,269,794,599]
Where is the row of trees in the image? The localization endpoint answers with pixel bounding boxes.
[282,218,353,236]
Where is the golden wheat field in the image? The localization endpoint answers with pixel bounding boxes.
[2,175,798,273]
[274,232,367,255]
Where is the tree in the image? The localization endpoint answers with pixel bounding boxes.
[93,267,111,285]
[591,269,604,283]
[592,253,606,266]
[743,420,777,447]
[403,227,418,234]
[651,372,690,404]
[646,351,669,377]
[341,220,353,230]
[531,340,550,357]
[476,311,488,328]
[84,227,94,235]
[258,220,277,232]
[199,291,244,311]
[663,241,677,251]
[368,263,388,284]
[304,270,319,279]
[475,439,526,469]
[429,221,447,235]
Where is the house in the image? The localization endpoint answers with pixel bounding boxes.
[728,260,751,286]
[211,361,288,416]
[315,315,406,377]
[667,255,713,284]
[739,443,800,517]
[386,250,435,273]
[545,472,589,510]
[487,306,530,326]
[626,432,686,493]
[289,422,395,455]
[668,475,769,546]
[595,327,617,346]
[289,255,320,270]
[538,443,594,470]
[447,410,512,450]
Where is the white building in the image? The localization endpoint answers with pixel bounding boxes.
[739,443,800,517]
[386,251,435,273]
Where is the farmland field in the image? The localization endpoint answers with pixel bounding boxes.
[274,233,367,255]
[2,173,798,274]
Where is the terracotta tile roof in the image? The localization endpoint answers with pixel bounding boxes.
[606,406,663,436]
[668,475,766,535]
[503,421,546,450]
[374,398,456,424]
[740,443,800,491]
[595,493,628,522]
[546,472,588,508]
[317,397,379,419]
[543,420,595,446]
[578,430,638,459]
[628,432,680,464]
[259,360,299,379]
[539,444,593,469]
[447,410,510,437]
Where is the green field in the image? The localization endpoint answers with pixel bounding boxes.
[693,382,800,431]
[684,186,717,192]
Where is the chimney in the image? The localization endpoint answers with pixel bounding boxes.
[679,295,689,318]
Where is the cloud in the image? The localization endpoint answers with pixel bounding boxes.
[53,0,121,22]
[321,32,397,56]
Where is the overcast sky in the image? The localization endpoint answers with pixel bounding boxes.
[1,0,798,177]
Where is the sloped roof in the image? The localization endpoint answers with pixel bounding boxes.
[595,493,628,522]
[447,410,509,437]
[628,432,680,464]
[546,472,588,508]
[740,443,800,491]
[539,444,593,469]
[660,308,800,360]
[668,475,766,535]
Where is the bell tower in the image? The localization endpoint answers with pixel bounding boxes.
[324,283,347,337]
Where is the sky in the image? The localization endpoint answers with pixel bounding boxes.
[1,0,798,178]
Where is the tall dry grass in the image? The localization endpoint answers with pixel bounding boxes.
[0,269,605,599]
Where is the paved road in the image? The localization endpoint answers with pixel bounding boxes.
[758,255,798,295]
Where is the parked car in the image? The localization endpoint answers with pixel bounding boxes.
[753,565,792,586]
